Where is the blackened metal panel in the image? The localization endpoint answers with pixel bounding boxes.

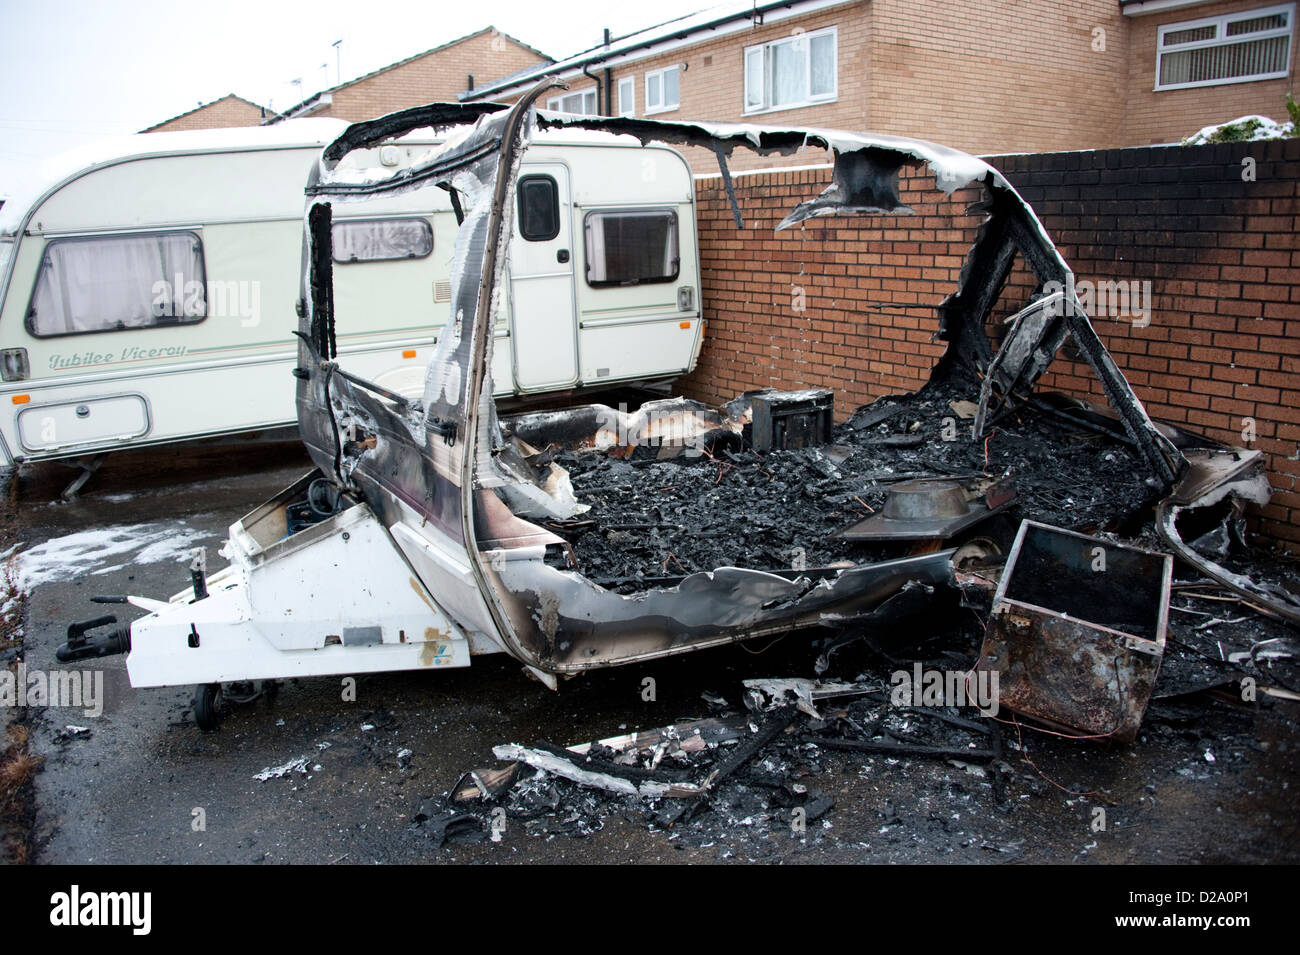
[490,550,958,673]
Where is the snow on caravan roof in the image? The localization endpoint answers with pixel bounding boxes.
[0,118,349,236]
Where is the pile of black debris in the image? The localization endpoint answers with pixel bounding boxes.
[414,602,1296,851]
[427,671,1005,847]
[539,382,1160,587]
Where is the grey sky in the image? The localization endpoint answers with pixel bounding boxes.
[0,0,711,190]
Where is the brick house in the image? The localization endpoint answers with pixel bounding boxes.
[268,26,552,123]
[460,0,1297,166]
[141,94,270,133]
[1123,0,1299,144]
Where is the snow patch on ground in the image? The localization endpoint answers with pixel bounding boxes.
[15,521,210,591]
[254,755,310,781]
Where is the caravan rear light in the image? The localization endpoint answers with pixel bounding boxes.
[1,347,29,382]
[11,394,29,404]
[402,349,416,359]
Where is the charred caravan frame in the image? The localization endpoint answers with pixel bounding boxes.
[302,81,1181,667]
[66,79,1294,720]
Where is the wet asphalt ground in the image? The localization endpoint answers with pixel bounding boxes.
[4,439,1299,864]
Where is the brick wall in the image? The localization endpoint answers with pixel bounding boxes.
[868,0,1130,154]
[506,3,872,174]
[605,2,872,172]
[143,96,266,133]
[680,162,975,407]
[679,138,1300,548]
[317,31,548,122]
[1125,0,1300,146]
[496,0,1134,172]
[483,0,1292,168]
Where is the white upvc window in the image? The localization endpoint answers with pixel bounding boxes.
[617,76,636,116]
[744,26,837,114]
[546,88,598,115]
[644,66,679,114]
[1155,3,1294,90]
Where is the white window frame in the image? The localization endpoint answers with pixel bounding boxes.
[546,88,598,115]
[743,25,838,115]
[1154,3,1295,91]
[617,76,636,116]
[644,66,679,115]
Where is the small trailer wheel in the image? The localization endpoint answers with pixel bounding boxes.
[193,683,223,732]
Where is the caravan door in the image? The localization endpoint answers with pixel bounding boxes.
[508,165,577,392]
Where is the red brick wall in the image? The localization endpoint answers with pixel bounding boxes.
[318,31,548,122]
[681,163,976,409]
[496,3,873,174]
[868,0,1130,154]
[144,96,266,132]
[489,0,1131,173]
[680,138,1300,548]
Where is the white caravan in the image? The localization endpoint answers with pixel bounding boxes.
[0,120,703,484]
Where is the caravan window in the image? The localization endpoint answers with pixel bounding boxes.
[583,209,679,287]
[332,218,433,263]
[517,176,560,241]
[27,231,206,338]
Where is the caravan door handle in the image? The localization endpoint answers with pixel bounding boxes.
[556,249,569,263]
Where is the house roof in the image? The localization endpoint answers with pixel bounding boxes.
[460,0,854,102]
[269,26,553,123]
[140,94,269,133]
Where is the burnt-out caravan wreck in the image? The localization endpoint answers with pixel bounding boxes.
[63,80,1297,735]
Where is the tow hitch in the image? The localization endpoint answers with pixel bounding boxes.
[56,613,131,663]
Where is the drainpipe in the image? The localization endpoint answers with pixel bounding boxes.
[582,61,603,115]
[603,28,613,115]
[581,28,610,114]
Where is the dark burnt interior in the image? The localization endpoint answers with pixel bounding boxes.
[516,379,1161,592]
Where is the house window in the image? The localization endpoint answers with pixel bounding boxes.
[1155,3,1294,90]
[644,66,679,114]
[27,231,206,338]
[584,209,679,287]
[332,218,433,263]
[546,88,598,115]
[617,76,636,116]
[517,175,560,241]
[744,27,837,113]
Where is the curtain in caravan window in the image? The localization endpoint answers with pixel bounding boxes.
[586,219,607,283]
[28,231,205,337]
[332,218,434,262]
[583,210,679,287]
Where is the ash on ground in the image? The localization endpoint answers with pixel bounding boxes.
[543,384,1159,586]
[413,599,1297,858]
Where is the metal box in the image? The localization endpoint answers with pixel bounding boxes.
[748,389,834,452]
[974,520,1171,743]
